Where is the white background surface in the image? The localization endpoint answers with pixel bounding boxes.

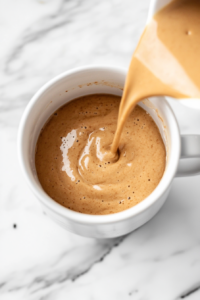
[1,0,200,299]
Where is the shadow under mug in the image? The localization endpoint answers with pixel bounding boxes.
[18,66,200,238]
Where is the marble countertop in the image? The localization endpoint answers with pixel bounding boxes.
[1,0,200,299]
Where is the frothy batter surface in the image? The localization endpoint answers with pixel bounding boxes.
[35,94,165,215]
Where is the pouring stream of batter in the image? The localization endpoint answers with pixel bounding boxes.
[111,0,200,154]
[36,0,200,215]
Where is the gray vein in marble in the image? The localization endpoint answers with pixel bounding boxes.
[4,1,85,68]
[0,235,125,295]
[177,283,200,299]
[3,1,72,72]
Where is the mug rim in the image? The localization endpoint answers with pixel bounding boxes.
[18,65,181,225]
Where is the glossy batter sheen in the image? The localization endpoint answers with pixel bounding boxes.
[35,95,166,215]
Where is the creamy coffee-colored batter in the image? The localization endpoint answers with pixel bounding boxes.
[35,94,165,215]
[36,0,200,215]
[111,0,200,153]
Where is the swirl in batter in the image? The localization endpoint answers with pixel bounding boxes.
[35,94,165,215]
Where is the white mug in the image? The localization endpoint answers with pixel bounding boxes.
[18,66,200,238]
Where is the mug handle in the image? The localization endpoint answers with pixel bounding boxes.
[176,135,200,177]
